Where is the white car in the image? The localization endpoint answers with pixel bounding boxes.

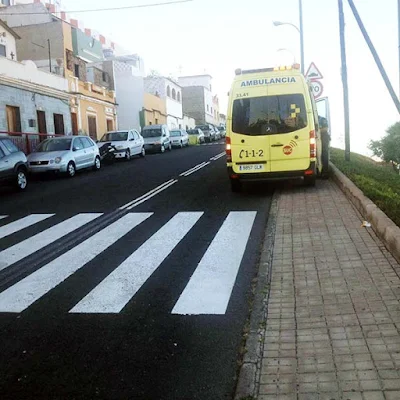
[170,129,189,148]
[97,130,145,160]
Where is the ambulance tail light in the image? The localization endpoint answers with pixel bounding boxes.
[310,130,316,158]
[226,136,232,161]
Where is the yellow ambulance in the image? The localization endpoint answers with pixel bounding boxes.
[226,65,329,192]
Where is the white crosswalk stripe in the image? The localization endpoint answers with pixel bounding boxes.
[0,213,102,272]
[0,214,54,240]
[0,213,152,313]
[172,211,257,315]
[70,212,203,314]
[0,211,257,315]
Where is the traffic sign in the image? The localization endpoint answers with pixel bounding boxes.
[306,62,323,80]
[310,80,323,99]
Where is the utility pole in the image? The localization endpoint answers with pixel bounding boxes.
[299,0,305,74]
[48,39,52,73]
[338,0,351,161]
[347,0,400,114]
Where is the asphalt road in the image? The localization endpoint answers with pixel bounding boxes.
[0,142,273,400]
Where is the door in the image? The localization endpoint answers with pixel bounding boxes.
[106,119,113,132]
[6,106,21,134]
[53,114,65,135]
[88,115,97,140]
[267,92,311,173]
[0,140,20,181]
[37,111,47,141]
[81,137,96,166]
[132,130,141,155]
[72,137,86,169]
[71,113,78,135]
[230,90,271,174]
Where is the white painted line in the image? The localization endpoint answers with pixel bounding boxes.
[0,213,152,313]
[172,211,257,315]
[0,213,102,272]
[182,162,210,177]
[126,180,178,210]
[0,214,54,240]
[70,212,203,314]
[179,162,207,177]
[210,152,225,161]
[0,216,7,221]
[119,179,176,210]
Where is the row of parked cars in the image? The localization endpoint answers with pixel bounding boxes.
[0,123,226,192]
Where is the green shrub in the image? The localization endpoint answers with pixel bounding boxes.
[331,148,400,226]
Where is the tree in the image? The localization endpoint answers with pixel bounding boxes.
[369,122,400,171]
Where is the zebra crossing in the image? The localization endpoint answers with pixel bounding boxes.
[0,210,257,315]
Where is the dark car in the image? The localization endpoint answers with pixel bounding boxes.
[0,137,28,191]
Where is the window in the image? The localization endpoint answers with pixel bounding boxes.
[0,146,5,159]
[166,86,171,97]
[1,0,11,6]
[106,119,113,132]
[232,94,307,136]
[177,92,181,102]
[172,88,176,100]
[211,107,213,114]
[53,114,65,135]
[155,118,158,124]
[6,106,21,133]
[73,138,84,150]
[207,105,209,112]
[2,139,19,153]
[0,44,6,58]
[74,64,80,78]
[102,71,108,82]
[133,131,139,140]
[81,137,94,148]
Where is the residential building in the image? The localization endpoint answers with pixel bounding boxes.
[0,19,19,60]
[144,76,183,129]
[0,3,117,139]
[90,55,145,131]
[178,74,214,125]
[141,93,167,127]
[213,95,220,126]
[219,113,226,126]
[0,0,16,8]
[0,21,71,136]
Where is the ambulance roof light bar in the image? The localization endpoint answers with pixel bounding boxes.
[235,64,300,75]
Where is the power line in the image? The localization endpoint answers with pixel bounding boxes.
[0,0,193,15]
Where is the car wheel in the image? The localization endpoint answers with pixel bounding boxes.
[160,144,165,153]
[125,149,131,161]
[93,156,101,171]
[140,147,146,157]
[16,168,28,191]
[67,161,76,178]
[180,141,183,149]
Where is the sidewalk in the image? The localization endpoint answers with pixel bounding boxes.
[258,180,400,400]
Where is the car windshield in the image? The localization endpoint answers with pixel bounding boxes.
[196,125,210,132]
[232,94,307,135]
[142,129,162,138]
[35,138,72,152]
[170,131,181,137]
[100,132,128,142]
[187,130,197,135]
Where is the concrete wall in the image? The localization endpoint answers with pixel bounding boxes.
[0,84,71,134]
[179,75,212,91]
[182,115,195,130]
[145,76,166,98]
[0,3,53,27]
[0,23,17,60]
[182,86,206,124]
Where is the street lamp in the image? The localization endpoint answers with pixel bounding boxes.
[273,0,305,74]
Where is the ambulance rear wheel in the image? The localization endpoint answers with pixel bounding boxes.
[230,178,242,193]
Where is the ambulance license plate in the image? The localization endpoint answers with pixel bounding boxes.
[239,164,264,172]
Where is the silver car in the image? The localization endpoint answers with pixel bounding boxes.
[27,136,101,177]
[170,129,189,148]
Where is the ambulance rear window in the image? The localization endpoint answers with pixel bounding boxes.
[232,94,307,135]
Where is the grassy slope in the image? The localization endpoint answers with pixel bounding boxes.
[331,148,400,227]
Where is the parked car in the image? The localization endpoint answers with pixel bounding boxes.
[212,125,221,140]
[0,137,28,191]
[187,128,205,144]
[170,129,189,148]
[218,126,226,138]
[195,124,215,142]
[98,130,145,160]
[141,124,172,153]
[27,136,101,177]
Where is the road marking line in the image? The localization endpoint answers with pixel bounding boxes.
[0,216,7,221]
[0,213,102,272]
[172,211,257,315]
[179,162,207,177]
[0,214,54,240]
[70,212,203,314]
[119,179,175,210]
[126,180,178,210]
[210,152,225,161]
[0,213,152,313]
[182,162,210,176]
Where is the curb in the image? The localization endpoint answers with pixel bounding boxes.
[234,192,279,400]
[330,161,400,264]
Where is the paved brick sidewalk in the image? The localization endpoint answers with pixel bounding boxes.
[259,180,400,400]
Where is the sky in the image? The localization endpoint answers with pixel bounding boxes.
[61,0,400,156]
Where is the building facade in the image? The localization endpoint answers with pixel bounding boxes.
[182,115,195,130]
[142,93,167,127]
[144,76,183,129]
[178,74,215,125]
